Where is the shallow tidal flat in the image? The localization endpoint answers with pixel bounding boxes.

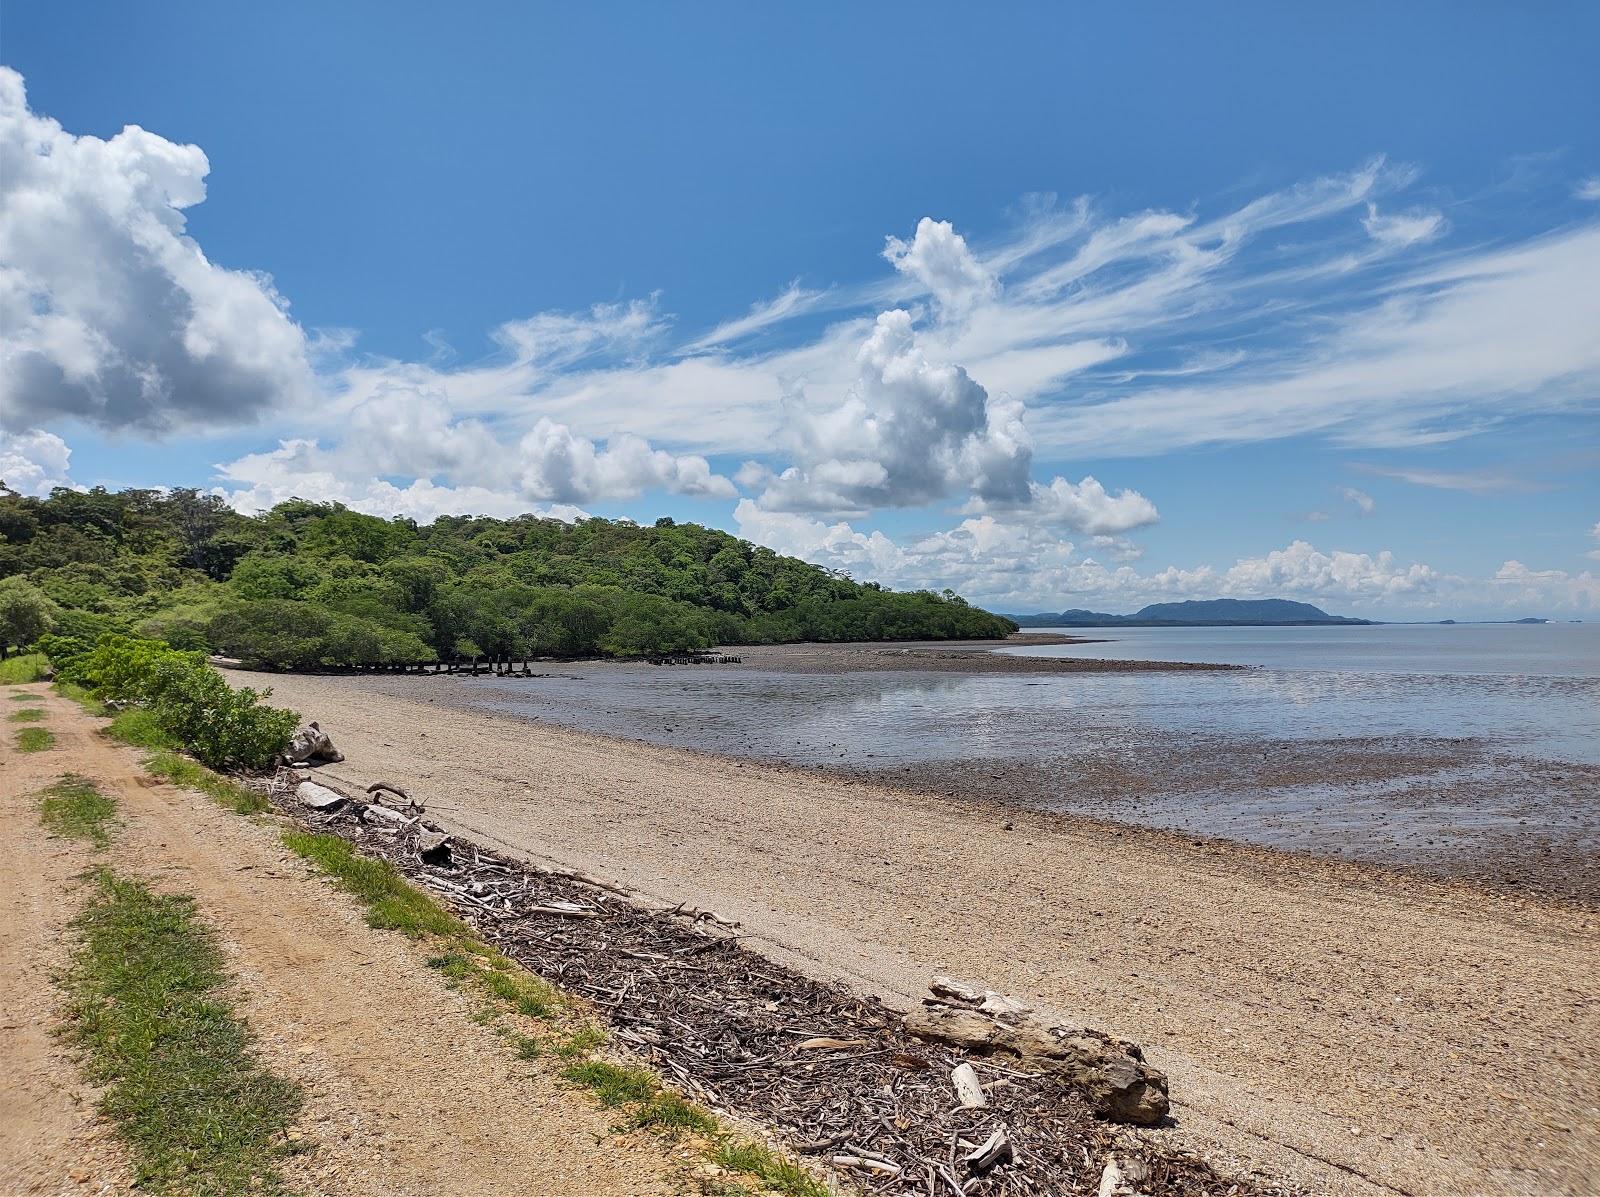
[236,661,1600,1195]
[457,636,1600,904]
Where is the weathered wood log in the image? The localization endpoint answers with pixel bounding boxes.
[1098,1155,1150,1197]
[963,1126,1012,1175]
[359,802,414,828]
[416,830,452,866]
[282,721,344,765]
[295,780,347,811]
[796,1037,868,1051]
[950,1061,988,1109]
[831,1151,901,1178]
[906,981,1170,1126]
[528,904,599,919]
[931,975,1033,1020]
[366,781,417,810]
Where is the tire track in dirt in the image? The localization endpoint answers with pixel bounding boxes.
[0,683,131,1197]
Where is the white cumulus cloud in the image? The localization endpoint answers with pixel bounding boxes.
[883,218,997,316]
[0,429,77,495]
[757,309,1032,513]
[0,67,316,433]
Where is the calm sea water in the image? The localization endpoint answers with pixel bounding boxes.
[1006,621,1600,678]
[466,624,1599,880]
[474,624,1600,766]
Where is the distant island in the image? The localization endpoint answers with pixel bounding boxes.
[1004,598,1373,627]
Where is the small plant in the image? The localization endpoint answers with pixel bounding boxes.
[15,726,54,752]
[630,1090,718,1134]
[553,1024,607,1058]
[106,707,177,749]
[713,1139,832,1197]
[38,774,117,849]
[512,1034,541,1060]
[562,1059,659,1107]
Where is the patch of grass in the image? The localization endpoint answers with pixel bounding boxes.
[511,1033,542,1060]
[631,1090,718,1134]
[54,680,108,716]
[10,690,42,701]
[15,726,54,752]
[142,750,268,815]
[106,706,177,749]
[38,774,118,849]
[0,653,49,684]
[562,1058,660,1107]
[713,1139,832,1197]
[476,958,560,1018]
[61,869,302,1195]
[9,706,45,721]
[283,831,465,939]
[553,1023,607,1058]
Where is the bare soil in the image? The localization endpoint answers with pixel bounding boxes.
[245,669,1600,1197]
[0,683,685,1197]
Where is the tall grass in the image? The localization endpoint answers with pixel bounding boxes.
[0,653,49,684]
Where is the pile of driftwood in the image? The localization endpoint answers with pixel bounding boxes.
[267,761,1288,1197]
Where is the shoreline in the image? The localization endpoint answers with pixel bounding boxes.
[236,668,1600,1196]
[439,674,1600,909]
[431,639,1598,907]
[703,634,1245,673]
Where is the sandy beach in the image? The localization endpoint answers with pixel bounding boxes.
[240,666,1600,1197]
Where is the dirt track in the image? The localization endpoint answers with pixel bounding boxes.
[248,669,1600,1197]
[0,683,682,1197]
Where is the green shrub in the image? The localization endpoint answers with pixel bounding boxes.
[60,635,298,771]
[0,577,58,657]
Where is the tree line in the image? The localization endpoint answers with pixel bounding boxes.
[0,486,1016,669]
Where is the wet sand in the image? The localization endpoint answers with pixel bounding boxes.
[239,667,1600,1197]
[723,634,1243,672]
[445,639,1600,904]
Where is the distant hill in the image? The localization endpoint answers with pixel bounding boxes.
[1004,598,1372,627]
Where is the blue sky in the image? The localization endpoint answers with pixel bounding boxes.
[2,2,1597,617]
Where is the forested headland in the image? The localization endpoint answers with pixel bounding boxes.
[0,486,1016,669]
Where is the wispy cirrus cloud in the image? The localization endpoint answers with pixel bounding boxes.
[1351,462,1540,494]
[682,280,829,353]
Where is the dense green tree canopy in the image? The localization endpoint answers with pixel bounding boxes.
[0,486,1016,668]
